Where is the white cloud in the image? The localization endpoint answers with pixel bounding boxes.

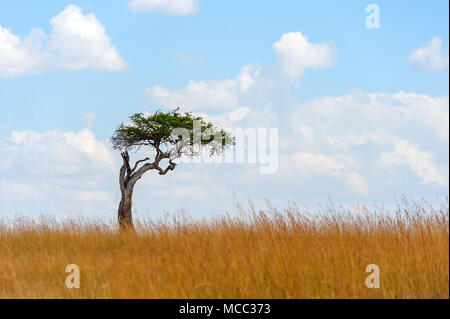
[290,153,351,176]
[287,152,368,195]
[194,107,251,128]
[0,181,44,201]
[291,91,449,187]
[48,5,127,70]
[148,80,239,111]
[51,186,113,203]
[0,5,126,77]
[141,31,448,201]
[273,32,336,79]
[0,128,117,216]
[145,32,336,114]
[129,0,200,15]
[299,125,315,143]
[409,37,449,71]
[345,172,369,196]
[154,185,206,198]
[3,128,115,176]
[138,166,229,199]
[292,91,449,149]
[146,65,260,111]
[380,139,447,186]
[0,26,47,77]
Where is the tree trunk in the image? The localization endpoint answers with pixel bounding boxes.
[116,150,176,231]
[118,151,136,231]
[118,184,135,231]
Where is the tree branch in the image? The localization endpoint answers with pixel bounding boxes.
[155,159,177,175]
[127,163,156,190]
[131,157,150,173]
[124,142,184,190]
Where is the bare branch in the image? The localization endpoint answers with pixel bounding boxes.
[155,159,177,176]
[127,163,156,190]
[131,157,150,173]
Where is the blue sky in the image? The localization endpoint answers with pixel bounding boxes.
[0,1,448,220]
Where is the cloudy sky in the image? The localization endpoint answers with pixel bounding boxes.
[0,1,448,221]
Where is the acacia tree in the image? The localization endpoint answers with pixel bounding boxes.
[111,109,233,229]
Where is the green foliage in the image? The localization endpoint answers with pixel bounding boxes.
[111,109,234,156]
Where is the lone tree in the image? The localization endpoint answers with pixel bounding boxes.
[111,109,234,229]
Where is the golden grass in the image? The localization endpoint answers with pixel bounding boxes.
[0,199,448,299]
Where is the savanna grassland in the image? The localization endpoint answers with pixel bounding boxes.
[0,200,448,299]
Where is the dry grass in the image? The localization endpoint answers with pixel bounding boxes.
[0,199,448,299]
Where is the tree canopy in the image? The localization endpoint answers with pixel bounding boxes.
[111,109,234,157]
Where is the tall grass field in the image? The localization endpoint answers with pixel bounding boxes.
[0,200,448,299]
